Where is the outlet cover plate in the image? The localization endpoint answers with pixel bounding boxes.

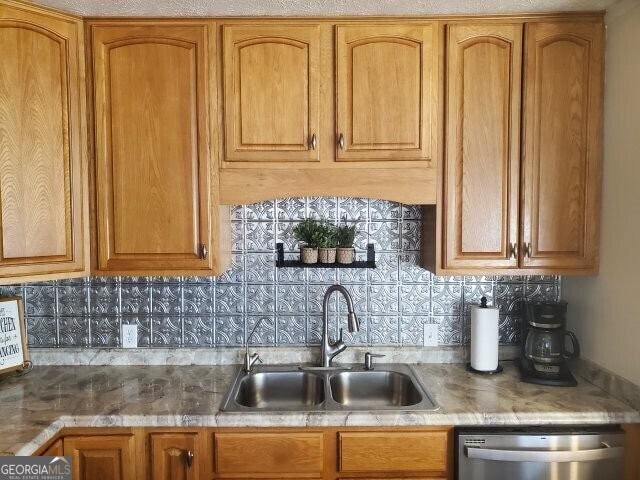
[122,324,138,348]
[423,323,438,346]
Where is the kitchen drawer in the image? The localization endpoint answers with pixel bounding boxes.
[338,431,448,472]
[214,432,323,474]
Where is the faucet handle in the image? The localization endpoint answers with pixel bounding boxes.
[364,352,385,370]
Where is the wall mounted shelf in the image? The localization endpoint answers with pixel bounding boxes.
[275,243,376,269]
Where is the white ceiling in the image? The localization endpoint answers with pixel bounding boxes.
[31,0,618,17]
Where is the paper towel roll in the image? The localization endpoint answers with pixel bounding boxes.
[470,304,499,371]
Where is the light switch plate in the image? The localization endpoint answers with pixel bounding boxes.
[423,323,438,346]
[122,324,138,348]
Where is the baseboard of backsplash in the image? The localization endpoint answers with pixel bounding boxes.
[571,358,640,411]
[29,345,522,366]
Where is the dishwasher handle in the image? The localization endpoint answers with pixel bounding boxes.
[465,443,624,463]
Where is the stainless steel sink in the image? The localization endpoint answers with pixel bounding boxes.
[234,371,325,408]
[220,364,438,412]
[329,370,423,407]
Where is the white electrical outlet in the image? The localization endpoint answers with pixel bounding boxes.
[122,324,138,348]
[423,323,438,346]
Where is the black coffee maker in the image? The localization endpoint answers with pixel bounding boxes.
[519,300,580,387]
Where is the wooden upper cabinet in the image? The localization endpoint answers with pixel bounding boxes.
[336,24,436,162]
[442,24,522,269]
[223,24,320,162]
[521,22,603,270]
[0,1,88,284]
[64,435,136,480]
[150,433,199,480]
[92,23,227,274]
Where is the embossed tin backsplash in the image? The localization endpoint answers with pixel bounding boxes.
[0,198,559,348]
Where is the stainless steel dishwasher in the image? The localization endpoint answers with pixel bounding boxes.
[456,426,625,480]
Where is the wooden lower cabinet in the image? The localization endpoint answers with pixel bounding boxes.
[39,426,452,480]
[63,434,136,480]
[149,432,200,480]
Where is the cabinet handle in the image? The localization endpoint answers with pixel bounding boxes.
[510,242,518,259]
[200,244,208,260]
[338,133,345,150]
[524,242,532,258]
[185,450,194,468]
[310,133,317,150]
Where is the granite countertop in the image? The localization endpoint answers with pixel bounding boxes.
[0,361,638,456]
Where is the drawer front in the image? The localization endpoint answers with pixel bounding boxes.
[215,432,323,474]
[338,431,448,472]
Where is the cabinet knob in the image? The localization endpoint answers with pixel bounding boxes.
[510,242,518,259]
[310,133,317,150]
[185,450,194,468]
[338,133,345,150]
[524,242,532,258]
[200,244,208,260]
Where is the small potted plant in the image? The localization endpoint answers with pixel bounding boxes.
[292,218,320,264]
[317,221,337,263]
[335,223,357,264]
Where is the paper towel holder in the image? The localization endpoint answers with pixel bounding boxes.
[467,296,504,375]
[466,362,503,375]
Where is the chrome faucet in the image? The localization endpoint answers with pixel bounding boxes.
[320,285,359,367]
[243,317,265,372]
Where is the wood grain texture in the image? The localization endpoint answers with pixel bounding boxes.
[214,431,324,474]
[63,435,136,480]
[442,24,522,269]
[521,21,603,270]
[338,430,448,473]
[150,432,199,480]
[40,438,63,457]
[91,22,227,273]
[624,424,640,480]
[223,24,320,162]
[0,1,88,283]
[219,167,437,205]
[336,24,437,161]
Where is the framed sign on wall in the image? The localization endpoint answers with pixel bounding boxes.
[0,297,30,375]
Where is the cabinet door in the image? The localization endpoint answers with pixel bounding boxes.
[92,23,216,272]
[150,433,199,480]
[63,435,135,480]
[223,24,320,162]
[336,24,436,162]
[442,24,522,270]
[521,22,603,270]
[0,2,88,283]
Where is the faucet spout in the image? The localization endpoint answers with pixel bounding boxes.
[320,285,360,367]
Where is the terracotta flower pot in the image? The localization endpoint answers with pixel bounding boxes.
[318,247,337,264]
[336,247,355,264]
[300,246,318,264]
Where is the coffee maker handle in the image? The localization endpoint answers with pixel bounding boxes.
[563,331,581,359]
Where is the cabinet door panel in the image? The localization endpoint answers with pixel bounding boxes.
[442,24,522,269]
[338,431,448,472]
[522,22,603,270]
[215,432,323,474]
[150,433,198,480]
[223,25,320,162]
[336,24,436,161]
[64,435,135,480]
[92,24,213,271]
[0,4,87,282]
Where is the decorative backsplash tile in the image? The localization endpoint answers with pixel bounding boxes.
[0,197,559,349]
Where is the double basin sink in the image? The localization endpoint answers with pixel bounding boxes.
[221,363,438,412]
